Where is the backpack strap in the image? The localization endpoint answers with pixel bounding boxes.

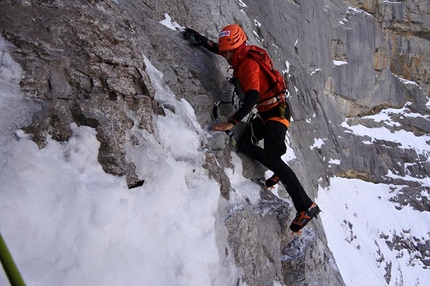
[246,47,287,101]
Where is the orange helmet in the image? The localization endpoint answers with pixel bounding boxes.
[218,24,247,52]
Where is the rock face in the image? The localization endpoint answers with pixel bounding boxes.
[0,0,428,285]
[0,0,156,186]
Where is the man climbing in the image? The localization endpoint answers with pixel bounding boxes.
[183,24,320,233]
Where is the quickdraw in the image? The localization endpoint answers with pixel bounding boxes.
[212,101,236,145]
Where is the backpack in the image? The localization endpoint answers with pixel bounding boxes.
[246,45,287,100]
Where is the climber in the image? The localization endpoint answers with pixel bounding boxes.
[183,24,320,233]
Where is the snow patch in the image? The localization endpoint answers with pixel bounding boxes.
[333,60,348,66]
[310,138,325,150]
[159,13,182,31]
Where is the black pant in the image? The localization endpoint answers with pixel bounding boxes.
[238,117,313,212]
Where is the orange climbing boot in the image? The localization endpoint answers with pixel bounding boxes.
[290,203,321,233]
[265,175,280,190]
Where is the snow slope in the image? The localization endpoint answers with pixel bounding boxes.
[0,34,239,286]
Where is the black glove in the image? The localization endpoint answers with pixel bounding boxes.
[183,28,204,45]
[183,28,219,54]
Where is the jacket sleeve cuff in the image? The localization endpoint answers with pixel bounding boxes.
[228,116,238,125]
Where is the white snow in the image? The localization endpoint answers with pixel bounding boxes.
[225,153,262,205]
[342,111,430,156]
[310,138,325,150]
[347,7,373,17]
[282,135,298,162]
[237,0,248,8]
[310,68,321,75]
[0,35,239,286]
[383,1,402,4]
[339,6,373,25]
[159,13,181,31]
[333,60,348,66]
[317,178,430,286]
[328,159,341,165]
[393,74,419,86]
[0,37,38,147]
[320,102,430,285]
[285,61,291,74]
[0,37,21,100]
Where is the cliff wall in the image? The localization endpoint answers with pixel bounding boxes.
[0,0,428,284]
